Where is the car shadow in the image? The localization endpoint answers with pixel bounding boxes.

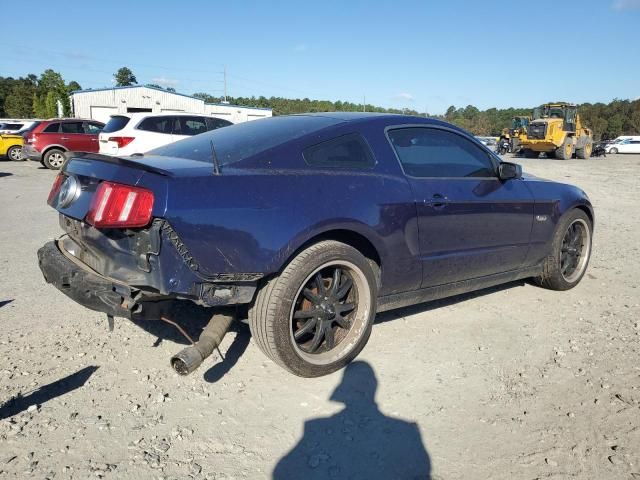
[376,280,526,324]
[0,299,14,308]
[0,172,13,178]
[0,366,99,420]
[273,361,431,479]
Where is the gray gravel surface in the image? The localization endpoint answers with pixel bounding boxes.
[0,154,639,479]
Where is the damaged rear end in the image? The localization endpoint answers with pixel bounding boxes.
[38,152,256,322]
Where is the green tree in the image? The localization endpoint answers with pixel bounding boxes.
[4,80,37,117]
[114,67,137,87]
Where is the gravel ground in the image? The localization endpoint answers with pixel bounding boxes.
[0,154,639,480]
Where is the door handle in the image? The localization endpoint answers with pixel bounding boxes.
[428,193,448,209]
[60,137,69,140]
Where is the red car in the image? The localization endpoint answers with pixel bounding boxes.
[23,118,104,170]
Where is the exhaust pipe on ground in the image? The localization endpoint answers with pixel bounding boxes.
[171,311,235,375]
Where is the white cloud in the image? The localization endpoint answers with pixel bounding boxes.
[293,43,308,52]
[393,92,415,102]
[613,0,640,10]
[151,76,179,87]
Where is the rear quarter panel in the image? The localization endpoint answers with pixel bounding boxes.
[163,135,422,296]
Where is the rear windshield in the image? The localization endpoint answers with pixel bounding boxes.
[149,115,342,165]
[102,115,131,133]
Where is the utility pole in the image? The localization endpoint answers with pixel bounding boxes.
[223,65,227,103]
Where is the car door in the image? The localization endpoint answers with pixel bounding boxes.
[83,121,103,152]
[629,140,640,153]
[387,126,534,288]
[617,139,631,153]
[60,121,89,152]
[135,115,174,152]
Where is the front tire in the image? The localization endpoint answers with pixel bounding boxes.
[43,149,66,170]
[534,209,593,291]
[555,137,574,160]
[609,147,618,154]
[248,240,377,377]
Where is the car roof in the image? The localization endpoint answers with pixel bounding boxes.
[110,112,225,120]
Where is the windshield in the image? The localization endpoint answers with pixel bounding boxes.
[512,117,529,129]
[533,106,568,120]
[149,115,342,165]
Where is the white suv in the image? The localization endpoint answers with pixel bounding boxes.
[98,113,233,156]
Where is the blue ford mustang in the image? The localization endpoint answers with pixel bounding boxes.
[39,113,593,377]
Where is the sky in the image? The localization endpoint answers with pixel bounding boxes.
[2,0,639,114]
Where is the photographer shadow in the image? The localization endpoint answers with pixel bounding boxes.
[273,361,431,479]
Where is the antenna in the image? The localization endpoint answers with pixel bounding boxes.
[210,140,221,175]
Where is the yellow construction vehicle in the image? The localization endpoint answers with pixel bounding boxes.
[499,116,530,153]
[520,102,593,159]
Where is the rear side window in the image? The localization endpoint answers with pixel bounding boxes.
[84,122,103,134]
[303,133,375,169]
[388,127,496,178]
[174,116,207,136]
[138,116,172,134]
[102,116,130,133]
[61,122,84,134]
[206,117,232,131]
[43,123,60,133]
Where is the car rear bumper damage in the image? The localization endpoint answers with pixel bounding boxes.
[38,240,139,319]
[38,218,260,319]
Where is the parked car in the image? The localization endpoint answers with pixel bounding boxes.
[15,121,42,138]
[0,122,25,134]
[39,113,594,378]
[0,133,23,161]
[22,118,104,169]
[606,136,640,154]
[99,113,233,156]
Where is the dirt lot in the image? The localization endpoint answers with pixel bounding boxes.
[0,154,639,480]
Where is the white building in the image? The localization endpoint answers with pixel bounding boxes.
[70,85,272,124]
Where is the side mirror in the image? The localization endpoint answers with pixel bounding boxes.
[498,161,522,180]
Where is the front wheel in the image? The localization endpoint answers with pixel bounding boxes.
[248,240,377,377]
[555,137,574,160]
[534,209,593,291]
[609,147,618,154]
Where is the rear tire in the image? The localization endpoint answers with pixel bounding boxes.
[534,209,592,291]
[43,149,66,170]
[576,140,592,159]
[555,137,574,160]
[248,240,377,377]
[7,145,22,161]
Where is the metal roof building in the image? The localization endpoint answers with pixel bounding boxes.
[70,86,272,124]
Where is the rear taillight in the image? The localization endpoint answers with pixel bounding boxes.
[86,181,154,228]
[108,136,135,148]
[47,173,65,205]
[26,133,36,143]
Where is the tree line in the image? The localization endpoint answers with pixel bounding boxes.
[0,70,81,119]
[441,100,640,140]
[2,68,638,140]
